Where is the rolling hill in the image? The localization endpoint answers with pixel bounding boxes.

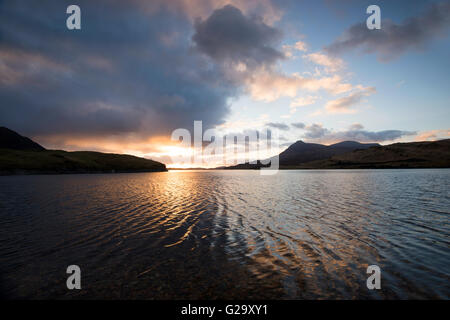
[294,139,450,169]
[223,140,380,169]
[276,140,379,165]
[223,139,450,169]
[0,127,167,175]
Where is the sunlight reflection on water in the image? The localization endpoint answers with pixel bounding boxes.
[0,169,449,299]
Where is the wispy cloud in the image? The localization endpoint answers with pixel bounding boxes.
[283,40,308,57]
[324,87,376,114]
[291,122,306,129]
[303,51,344,73]
[248,71,354,102]
[290,95,317,110]
[266,122,290,131]
[415,129,450,141]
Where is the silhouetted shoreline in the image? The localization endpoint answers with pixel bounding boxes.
[0,127,167,175]
[220,139,450,170]
[1,127,449,175]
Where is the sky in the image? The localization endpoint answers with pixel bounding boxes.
[0,0,449,167]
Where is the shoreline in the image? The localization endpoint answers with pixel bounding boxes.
[2,166,449,176]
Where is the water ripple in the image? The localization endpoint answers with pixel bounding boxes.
[0,169,449,299]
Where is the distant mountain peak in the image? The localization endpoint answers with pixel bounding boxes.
[277,140,379,166]
[0,127,46,151]
[331,140,359,145]
[329,141,380,148]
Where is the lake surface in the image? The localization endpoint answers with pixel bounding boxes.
[0,169,449,299]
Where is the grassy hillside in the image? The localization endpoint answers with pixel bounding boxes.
[222,140,380,169]
[0,149,167,175]
[290,139,450,169]
[0,127,167,175]
[276,140,379,166]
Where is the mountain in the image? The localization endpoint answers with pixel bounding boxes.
[277,140,379,165]
[223,140,379,169]
[223,139,450,170]
[295,139,450,169]
[0,127,46,151]
[0,128,167,174]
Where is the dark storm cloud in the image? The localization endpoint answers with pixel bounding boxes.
[265,122,290,131]
[303,123,416,142]
[325,1,450,61]
[0,0,240,138]
[192,4,284,68]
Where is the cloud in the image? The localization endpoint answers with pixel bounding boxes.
[248,71,354,102]
[0,1,286,149]
[348,123,364,131]
[414,129,450,141]
[324,87,376,114]
[304,124,330,139]
[192,6,364,107]
[300,74,354,95]
[191,5,318,107]
[193,5,284,69]
[325,1,450,61]
[303,52,344,72]
[290,95,317,110]
[247,70,301,101]
[282,40,308,57]
[0,49,71,86]
[293,41,308,52]
[303,123,416,143]
[265,122,290,131]
[163,0,283,25]
[291,122,305,129]
[192,5,360,107]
